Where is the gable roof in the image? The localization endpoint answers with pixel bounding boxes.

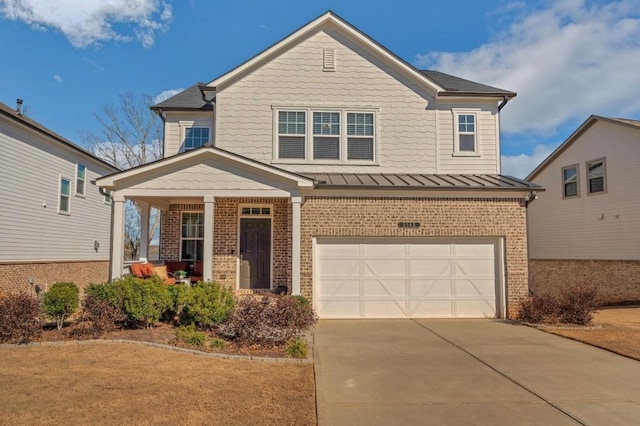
[527,115,640,181]
[0,101,118,171]
[150,83,213,112]
[420,70,515,97]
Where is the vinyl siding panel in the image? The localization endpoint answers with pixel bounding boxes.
[215,28,439,174]
[0,119,114,262]
[164,112,214,157]
[528,120,640,260]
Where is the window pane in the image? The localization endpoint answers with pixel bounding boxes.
[279,111,305,135]
[181,240,203,261]
[251,207,260,215]
[241,207,251,215]
[314,137,340,159]
[588,162,603,178]
[347,113,374,136]
[347,138,373,160]
[61,178,70,196]
[564,182,578,197]
[59,196,69,212]
[279,136,305,159]
[459,134,475,152]
[77,164,86,180]
[313,112,339,135]
[76,178,85,195]
[182,213,204,238]
[589,177,604,193]
[185,127,209,150]
[563,167,577,182]
[261,208,270,215]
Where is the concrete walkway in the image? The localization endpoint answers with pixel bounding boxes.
[314,319,640,425]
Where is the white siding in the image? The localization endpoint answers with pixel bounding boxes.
[0,119,115,262]
[215,28,439,174]
[164,112,214,157]
[437,102,500,174]
[528,120,640,260]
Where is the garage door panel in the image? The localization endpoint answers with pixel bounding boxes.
[363,259,406,276]
[364,244,405,256]
[408,244,450,256]
[456,260,495,275]
[411,280,452,297]
[409,259,451,276]
[318,259,359,276]
[364,279,406,296]
[410,300,454,317]
[455,300,496,318]
[455,243,495,256]
[455,279,495,296]
[318,300,361,318]
[319,280,360,297]
[366,300,407,317]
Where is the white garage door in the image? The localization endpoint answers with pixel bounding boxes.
[316,239,499,319]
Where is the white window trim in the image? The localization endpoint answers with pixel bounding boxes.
[179,122,213,152]
[276,109,307,161]
[452,109,480,157]
[75,164,86,198]
[272,106,379,165]
[236,204,274,290]
[180,211,205,262]
[586,157,607,195]
[561,164,580,199]
[58,176,71,215]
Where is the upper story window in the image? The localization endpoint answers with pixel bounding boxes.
[562,164,579,198]
[587,158,606,194]
[275,108,376,163]
[59,177,71,214]
[455,113,477,154]
[184,127,210,151]
[75,164,86,197]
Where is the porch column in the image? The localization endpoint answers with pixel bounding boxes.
[111,195,126,281]
[139,201,150,261]
[291,196,302,295]
[203,196,215,281]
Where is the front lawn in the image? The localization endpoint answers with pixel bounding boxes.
[0,343,316,425]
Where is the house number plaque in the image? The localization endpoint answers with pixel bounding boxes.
[398,222,420,229]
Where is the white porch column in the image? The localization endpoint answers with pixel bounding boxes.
[203,196,215,281]
[291,196,302,295]
[111,195,126,280]
[139,201,150,261]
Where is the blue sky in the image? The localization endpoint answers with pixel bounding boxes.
[1,0,639,178]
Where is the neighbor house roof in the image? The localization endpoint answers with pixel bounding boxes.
[152,11,515,112]
[303,173,540,191]
[0,101,119,171]
[527,115,640,181]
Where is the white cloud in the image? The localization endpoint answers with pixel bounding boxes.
[416,0,640,136]
[0,0,172,48]
[501,144,554,178]
[53,74,62,82]
[153,88,184,105]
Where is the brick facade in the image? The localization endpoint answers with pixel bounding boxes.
[529,259,640,304]
[300,197,529,319]
[0,260,109,295]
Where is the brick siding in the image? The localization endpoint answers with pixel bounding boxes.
[529,259,640,304]
[0,260,109,295]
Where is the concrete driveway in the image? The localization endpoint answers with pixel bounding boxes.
[314,319,640,425]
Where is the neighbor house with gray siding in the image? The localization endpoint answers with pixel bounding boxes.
[98,11,541,319]
[0,101,118,294]
[527,115,640,304]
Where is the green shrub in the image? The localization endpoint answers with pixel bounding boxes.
[210,337,225,350]
[176,324,206,347]
[218,294,317,345]
[167,284,191,321]
[286,339,307,358]
[0,292,43,343]
[181,281,235,329]
[292,295,310,307]
[42,282,79,330]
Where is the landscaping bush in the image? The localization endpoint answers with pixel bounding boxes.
[218,294,317,345]
[517,284,599,325]
[210,337,225,350]
[42,282,79,330]
[516,292,559,324]
[181,281,235,329]
[286,339,307,358]
[167,284,191,321]
[0,292,43,344]
[176,324,206,347]
[77,293,127,335]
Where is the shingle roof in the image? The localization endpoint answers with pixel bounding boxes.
[151,83,213,111]
[303,173,540,191]
[420,70,516,97]
[0,101,118,171]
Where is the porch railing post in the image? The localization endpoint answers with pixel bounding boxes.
[139,201,150,261]
[203,196,215,281]
[291,196,302,295]
[111,195,126,281]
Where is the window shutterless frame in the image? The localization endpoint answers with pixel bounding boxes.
[58,176,71,214]
[452,110,480,156]
[75,164,86,197]
[586,157,607,195]
[180,211,205,262]
[184,127,210,151]
[561,164,580,198]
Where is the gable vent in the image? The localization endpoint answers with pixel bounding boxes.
[323,48,335,71]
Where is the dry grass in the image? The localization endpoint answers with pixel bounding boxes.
[546,306,640,360]
[0,343,316,425]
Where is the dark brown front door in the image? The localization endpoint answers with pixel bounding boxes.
[239,218,271,289]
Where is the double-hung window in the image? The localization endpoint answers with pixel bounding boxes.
[587,158,606,194]
[181,212,204,261]
[455,113,477,153]
[313,112,340,160]
[75,164,86,197]
[346,112,374,160]
[562,165,579,198]
[59,177,71,214]
[278,111,306,159]
[184,127,210,151]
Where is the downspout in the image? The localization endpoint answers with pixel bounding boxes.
[498,96,510,112]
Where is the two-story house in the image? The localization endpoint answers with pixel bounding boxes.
[97,12,540,319]
[0,101,118,294]
[527,115,640,304]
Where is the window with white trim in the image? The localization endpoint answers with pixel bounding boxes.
[59,177,71,214]
[103,190,112,205]
[184,127,210,151]
[75,164,86,196]
[181,212,204,261]
[454,112,477,154]
[275,108,376,162]
[587,158,606,194]
[562,164,579,198]
[278,111,306,159]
